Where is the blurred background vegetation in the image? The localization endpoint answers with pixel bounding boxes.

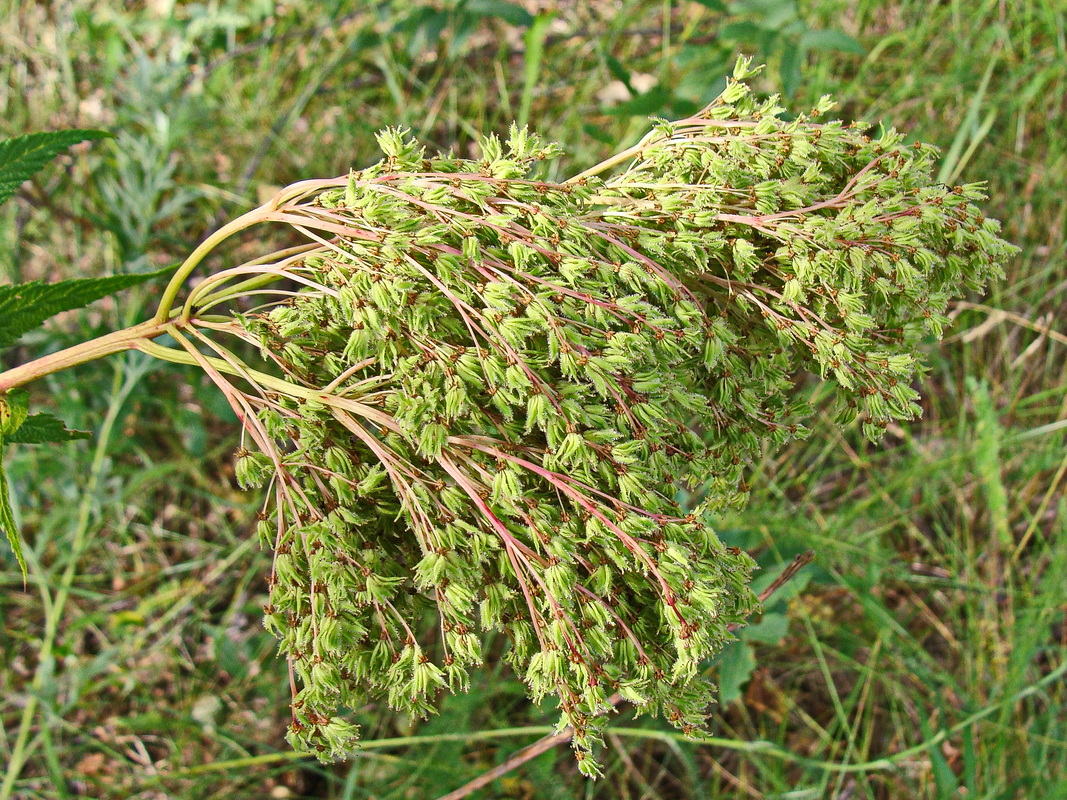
[0,1,1064,798]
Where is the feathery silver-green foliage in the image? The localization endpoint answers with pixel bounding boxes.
[178,60,1014,771]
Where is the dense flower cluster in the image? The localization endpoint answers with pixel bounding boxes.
[189,60,1013,770]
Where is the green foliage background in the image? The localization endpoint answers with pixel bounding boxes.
[0,1,1064,798]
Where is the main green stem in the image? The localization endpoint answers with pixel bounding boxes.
[0,317,171,395]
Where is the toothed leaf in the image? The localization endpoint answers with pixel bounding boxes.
[0,449,26,579]
[5,413,91,444]
[0,129,110,207]
[0,265,177,351]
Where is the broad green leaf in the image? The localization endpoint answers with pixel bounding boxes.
[799,28,865,55]
[605,86,672,117]
[729,0,798,28]
[6,413,90,444]
[719,20,762,42]
[582,123,615,145]
[0,264,177,351]
[0,129,110,207]
[717,640,756,704]
[780,41,803,97]
[742,611,789,643]
[0,449,26,579]
[730,0,796,21]
[605,54,634,90]
[0,388,28,436]
[465,0,534,27]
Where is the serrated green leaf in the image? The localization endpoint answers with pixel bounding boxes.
[0,449,26,579]
[0,264,177,351]
[6,413,90,444]
[0,388,29,436]
[0,129,110,207]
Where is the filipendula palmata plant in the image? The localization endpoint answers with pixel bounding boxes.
[0,61,1015,773]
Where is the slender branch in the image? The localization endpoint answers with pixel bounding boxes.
[434,727,579,800]
[154,206,274,324]
[753,551,815,608]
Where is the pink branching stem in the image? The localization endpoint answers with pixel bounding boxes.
[500,541,551,651]
[268,177,351,206]
[262,210,383,241]
[361,183,530,239]
[374,603,397,653]
[198,263,341,298]
[435,454,551,651]
[715,154,898,229]
[167,331,327,671]
[497,533,590,664]
[449,440,683,621]
[434,589,454,663]
[313,402,475,533]
[454,240,657,326]
[388,172,574,190]
[515,516,555,562]
[322,357,379,393]
[418,246,573,405]
[288,659,300,722]
[403,249,567,417]
[184,326,277,405]
[395,181,560,248]
[199,320,310,384]
[169,327,309,523]
[318,392,403,432]
[382,597,417,645]
[574,585,650,661]
[443,461,587,649]
[582,223,707,312]
[330,409,439,552]
[299,525,322,654]
[269,481,287,588]
[450,436,691,523]
[592,367,645,433]
[397,254,522,385]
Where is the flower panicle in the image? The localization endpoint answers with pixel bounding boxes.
[175,60,1014,769]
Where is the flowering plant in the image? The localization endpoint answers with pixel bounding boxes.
[0,60,1014,772]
